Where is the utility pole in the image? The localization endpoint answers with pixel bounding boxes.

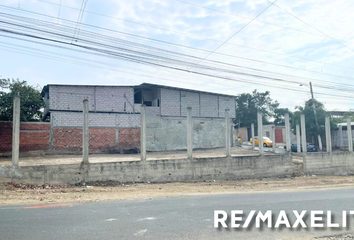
[309,82,323,150]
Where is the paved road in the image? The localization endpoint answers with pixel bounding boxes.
[1,188,354,240]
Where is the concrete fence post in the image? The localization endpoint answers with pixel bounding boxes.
[296,124,301,153]
[325,116,332,153]
[12,93,20,167]
[140,105,147,161]
[348,118,353,152]
[301,114,307,154]
[257,111,263,155]
[187,107,193,159]
[251,123,255,150]
[285,113,291,152]
[339,125,343,149]
[271,125,275,152]
[225,109,231,157]
[82,99,89,163]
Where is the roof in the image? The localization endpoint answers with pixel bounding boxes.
[41,82,237,98]
[136,83,236,97]
[337,122,354,127]
[41,84,136,96]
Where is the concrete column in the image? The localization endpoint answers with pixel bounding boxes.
[285,113,291,152]
[347,118,353,152]
[301,114,307,154]
[271,125,275,152]
[187,107,193,159]
[325,116,332,153]
[12,93,20,167]
[339,125,343,149]
[225,109,231,157]
[82,99,89,163]
[296,124,301,153]
[251,123,255,150]
[257,111,263,155]
[140,105,147,161]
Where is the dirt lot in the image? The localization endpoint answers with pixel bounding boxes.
[1,175,354,206]
[0,146,276,167]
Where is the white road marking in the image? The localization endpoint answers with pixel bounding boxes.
[105,218,117,222]
[137,217,156,221]
[133,229,147,237]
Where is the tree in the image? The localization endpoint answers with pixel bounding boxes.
[235,89,280,127]
[0,78,45,121]
[290,99,336,138]
[274,108,293,126]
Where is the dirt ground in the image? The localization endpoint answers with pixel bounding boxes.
[1,175,354,206]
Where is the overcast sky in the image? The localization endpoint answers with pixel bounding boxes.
[1,0,354,112]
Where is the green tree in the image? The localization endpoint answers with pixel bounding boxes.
[0,78,45,121]
[290,99,336,138]
[235,89,280,127]
[274,108,293,126]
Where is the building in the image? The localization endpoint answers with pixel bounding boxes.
[235,125,296,144]
[40,83,236,153]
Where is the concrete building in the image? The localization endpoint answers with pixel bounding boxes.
[38,83,236,153]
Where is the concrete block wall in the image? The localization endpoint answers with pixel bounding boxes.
[332,129,354,148]
[146,115,226,151]
[160,88,236,118]
[48,85,135,113]
[51,112,140,128]
[160,88,181,116]
[2,154,293,184]
[181,91,200,117]
[218,96,236,118]
[304,152,354,175]
[200,93,218,117]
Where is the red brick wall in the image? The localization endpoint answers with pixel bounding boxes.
[119,128,140,150]
[0,122,12,153]
[1,121,140,154]
[0,122,50,153]
[52,128,82,151]
[53,128,117,152]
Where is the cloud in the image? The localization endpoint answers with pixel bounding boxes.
[0,0,353,111]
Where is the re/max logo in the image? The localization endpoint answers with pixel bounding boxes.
[214,210,354,228]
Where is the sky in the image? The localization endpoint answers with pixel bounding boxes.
[1,0,354,112]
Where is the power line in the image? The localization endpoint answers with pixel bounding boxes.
[2,11,354,92]
[0,13,353,96]
[270,1,354,53]
[1,23,354,100]
[196,0,278,64]
[172,0,340,39]
[28,1,354,70]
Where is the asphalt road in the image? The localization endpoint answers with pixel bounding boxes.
[1,187,354,240]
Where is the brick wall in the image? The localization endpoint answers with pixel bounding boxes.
[52,128,117,152]
[0,121,140,155]
[0,122,50,154]
[119,128,140,150]
[0,122,12,153]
